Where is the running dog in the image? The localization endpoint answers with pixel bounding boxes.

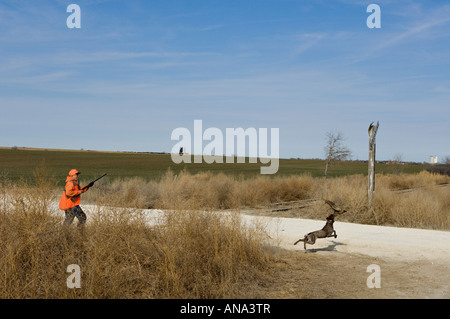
[293,200,346,252]
[293,214,337,251]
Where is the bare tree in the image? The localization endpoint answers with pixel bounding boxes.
[390,153,404,174]
[323,131,352,178]
[442,156,450,165]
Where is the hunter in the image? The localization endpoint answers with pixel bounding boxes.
[59,169,93,227]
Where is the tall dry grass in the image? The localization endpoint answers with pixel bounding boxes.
[312,172,450,229]
[84,170,314,210]
[0,173,274,298]
[84,169,449,230]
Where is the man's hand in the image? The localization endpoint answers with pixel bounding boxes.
[81,182,95,192]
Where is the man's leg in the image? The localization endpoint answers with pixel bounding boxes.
[63,208,75,226]
[73,205,87,226]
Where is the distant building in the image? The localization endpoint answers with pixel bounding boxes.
[430,156,438,164]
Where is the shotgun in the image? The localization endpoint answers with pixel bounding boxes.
[82,173,107,190]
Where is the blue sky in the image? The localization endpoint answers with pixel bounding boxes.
[0,0,449,162]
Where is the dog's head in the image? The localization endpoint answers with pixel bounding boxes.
[326,214,335,223]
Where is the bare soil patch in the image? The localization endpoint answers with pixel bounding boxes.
[239,199,450,299]
[256,248,449,299]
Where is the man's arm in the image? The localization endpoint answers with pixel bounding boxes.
[65,182,86,196]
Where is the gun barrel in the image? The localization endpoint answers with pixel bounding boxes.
[83,174,107,189]
[91,173,107,183]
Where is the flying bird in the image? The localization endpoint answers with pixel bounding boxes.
[324,200,347,215]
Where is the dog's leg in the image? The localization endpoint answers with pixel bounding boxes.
[326,230,337,238]
[293,237,305,245]
[308,234,317,245]
[304,234,316,252]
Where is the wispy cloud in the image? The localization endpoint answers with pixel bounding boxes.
[0,49,217,76]
[382,9,450,47]
[191,24,224,32]
[367,4,450,51]
[291,32,327,56]
[9,71,76,84]
[52,50,217,64]
[432,85,450,94]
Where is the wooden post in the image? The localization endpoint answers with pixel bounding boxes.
[368,121,379,206]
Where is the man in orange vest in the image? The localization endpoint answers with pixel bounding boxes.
[59,169,93,227]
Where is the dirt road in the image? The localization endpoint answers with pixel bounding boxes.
[240,214,450,298]
[72,204,450,298]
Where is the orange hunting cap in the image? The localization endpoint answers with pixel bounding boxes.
[68,169,81,176]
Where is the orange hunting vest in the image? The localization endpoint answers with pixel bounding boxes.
[59,177,82,210]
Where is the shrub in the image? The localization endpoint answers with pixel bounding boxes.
[0,189,273,298]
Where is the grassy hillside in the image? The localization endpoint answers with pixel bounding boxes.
[0,147,427,185]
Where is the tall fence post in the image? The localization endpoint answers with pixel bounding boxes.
[368,121,379,206]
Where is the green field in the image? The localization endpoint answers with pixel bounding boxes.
[0,147,427,186]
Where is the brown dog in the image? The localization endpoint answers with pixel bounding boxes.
[293,214,337,251]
